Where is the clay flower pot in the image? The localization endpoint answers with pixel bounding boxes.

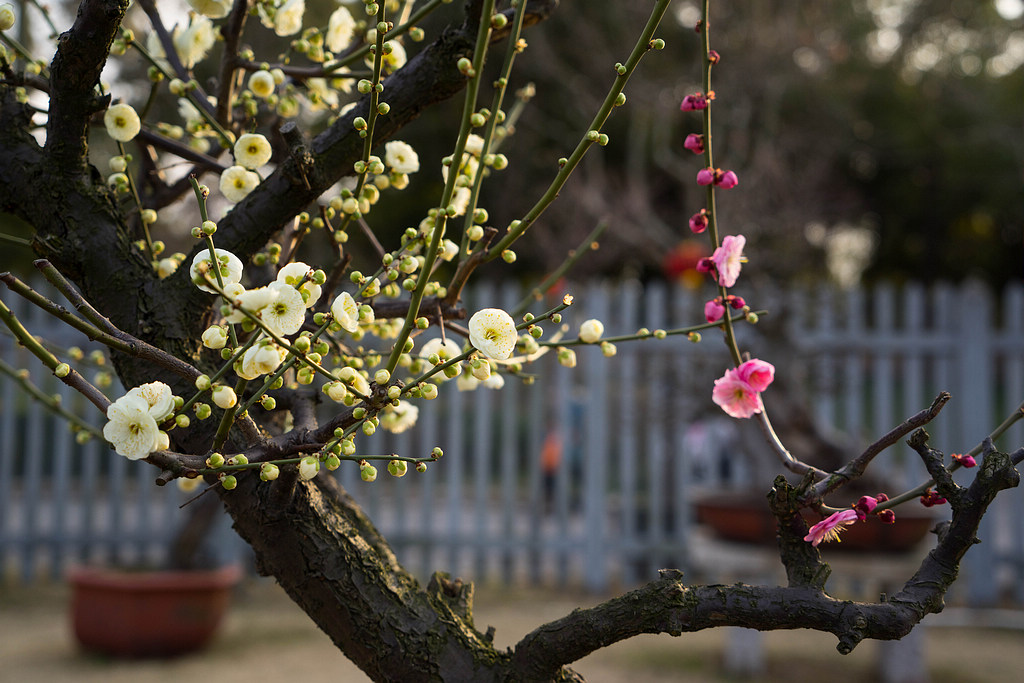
[69,565,241,658]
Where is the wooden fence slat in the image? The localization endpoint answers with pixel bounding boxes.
[2,279,1023,607]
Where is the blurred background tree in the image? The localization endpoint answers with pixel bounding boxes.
[388,0,1024,288]
[3,0,1021,287]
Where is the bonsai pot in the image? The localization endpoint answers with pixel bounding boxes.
[68,564,241,658]
[695,491,936,552]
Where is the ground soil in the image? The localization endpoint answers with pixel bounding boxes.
[2,579,1022,682]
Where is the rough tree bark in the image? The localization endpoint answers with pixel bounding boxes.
[1,1,1021,681]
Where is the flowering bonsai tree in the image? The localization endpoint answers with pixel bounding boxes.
[1,0,1022,679]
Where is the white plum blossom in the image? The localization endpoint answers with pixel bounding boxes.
[126,381,176,422]
[440,239,460,261]
[421,337,462,361]
[298,455,320,481]
[305,78,339,110]
[276,261,321,307]
[261,281,306,337]
[211,385,237,409]
[380,401,419,434]
[325,381,348,402]
[248,70,276,99]
[331,291,359,332]
[337,366,370,397]
[483,373,505,390]
[449,187,471,217]
[186,0,231,18]
[174,15,215,68]
[233,133,273,169]
[225,285,275,324]
[104,103,141,142]
[220,165,260,202]
[382,40,407,72]
[325,6,355,53]
[579,319,604,344]
[464,134,485,156]
[456,370,480,392]
[471,360,491,381]
[420,337,462,377]
[202,325,228,349]
[157,257,180,279]
[269,0,304,36]
[190,248,243,293]
[468,308,517,359]
[103,394,159,460]
[384,141,419,175]
[237,342,284,380]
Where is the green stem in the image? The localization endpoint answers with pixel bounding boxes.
[384,0,497,375]
[484,0,672,260]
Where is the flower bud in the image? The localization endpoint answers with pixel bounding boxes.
[298,456,320,481]
[387,460,408,477]
[260,463,280,481]
[717,170,739,189]
[579,319,603,343]
[557,347,577,368]
[202,325,228,349]
[54,363,70,378]
[680,93,708,111]
[360,461,378,482]
[0,4,17,31]
[211,385,237,409]
[683,134,705,154]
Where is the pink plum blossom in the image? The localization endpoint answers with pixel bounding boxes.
[736,358,774,392]
[696,168,715,185]
[853,495,879,521]
[726,294,746,309]
[803,509,858,547]
[711,234,746,287]
[689,210,708,233]
[952,453,977,468]
[711,368,762,418]
[704,298,725,323]
[680,93,708,111]
[920,489,947,507]
[717,170,739,189]
[684,134,705,154]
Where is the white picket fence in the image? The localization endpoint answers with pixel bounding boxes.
[1,279,1023,606]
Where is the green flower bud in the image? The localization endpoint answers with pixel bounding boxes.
[260,463,280,481]
[220,474,237,490]
[387,460,408,477]
[207,452,225,468]
[54,363,70,378]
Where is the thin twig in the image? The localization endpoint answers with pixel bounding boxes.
[808,392,951,500]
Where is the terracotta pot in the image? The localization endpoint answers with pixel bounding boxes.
[695,492,936,552]
[69,565,241,658]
